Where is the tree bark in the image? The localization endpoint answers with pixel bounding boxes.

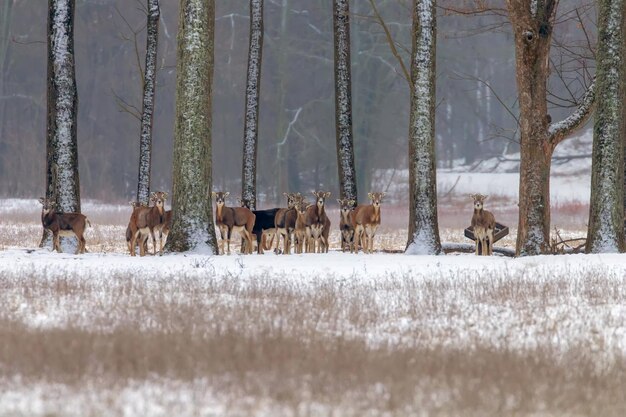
[42,0,80,251]
[136,0,160,206]
[405,0,442,255]
[587,0,625,253]
[165,0,217,253]
[333,0,357,202]
[506,0,595,256]
[241,0,264,211]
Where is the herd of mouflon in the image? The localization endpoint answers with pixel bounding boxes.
[37,191,496,256]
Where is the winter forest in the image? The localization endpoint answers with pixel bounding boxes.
[1,0,626,415]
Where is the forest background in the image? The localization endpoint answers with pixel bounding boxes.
[0,0,595,204]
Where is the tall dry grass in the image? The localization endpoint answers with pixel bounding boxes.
[0,198,613,416]
[1,265,625,416]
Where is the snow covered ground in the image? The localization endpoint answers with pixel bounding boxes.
[375,129,593,205]
[1,245,626,416]
[2,130,625,416]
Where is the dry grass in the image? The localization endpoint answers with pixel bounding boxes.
[1,265,626,416]
[1,198,619,416]
[0,199,586,254]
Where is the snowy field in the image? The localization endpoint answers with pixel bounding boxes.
[2,132,624,416]
[1,247,626,416]
[2,191,626,415]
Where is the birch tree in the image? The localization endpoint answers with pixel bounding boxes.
[506,0,596,256]
[333,0,357,202]
[40,0,81,249]
[241,0,264,210]
[136,0,160,206]
[166,0,217,253]
[405,0,442,255]
[587,0,625,253]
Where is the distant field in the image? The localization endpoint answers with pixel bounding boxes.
[0,196,588,253]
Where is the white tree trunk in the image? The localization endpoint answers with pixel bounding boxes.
[44,0,80,252]
[166,0,217,253]
[241,0,263,210]
[587,0,625,253]
[333,0,357,202]
[405,0,442,255]
[137,0,160,206]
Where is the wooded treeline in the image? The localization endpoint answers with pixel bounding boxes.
[0,0,595,203]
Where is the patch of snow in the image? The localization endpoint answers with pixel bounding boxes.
[375,130,593,204]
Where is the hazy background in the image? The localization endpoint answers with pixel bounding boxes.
[0,0,595,204]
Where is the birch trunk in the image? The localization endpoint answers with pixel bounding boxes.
[587,0,625,253]
[166,0,217,253]
[241,0,264,211]
[41,0,81,251]
[405,0,442,255]
[333,0,357,202]
[506,0,595,256]
[136,0,160,206]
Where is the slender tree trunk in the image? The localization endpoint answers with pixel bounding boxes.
[333,0,357,202]
[506,0,595,256]
[241,0,264,210]
[405,0,442,255]
[275,0,289,204]
[622,0,626,236]
[0,0,13,148]
[136,0,160,206]
[587,0,625,253]
[42,0,80,251]
[166,0,217,253]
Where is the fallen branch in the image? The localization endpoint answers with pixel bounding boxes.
[551,228,586,254]
[442,242,516,257]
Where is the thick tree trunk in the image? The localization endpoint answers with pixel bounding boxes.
[136,0,160,206]
[42,0,80,251]
[333,0,357,202]
[166,0,217,253]
[508,0,553,256]
[46,0,80,212]
[517,140,552,254]
[507,0,595,256]
[405,0,442,255]
[241,0,264,211]
[587,0,625,253]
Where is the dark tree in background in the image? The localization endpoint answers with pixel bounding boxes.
[506,0,595,256]
[136,0,160,206]
[333,0,357,202]
[0,0,13,156]
[587,0,625,253]
[166,0,217,253]
[405,0,442,255]
[241,0,264,211]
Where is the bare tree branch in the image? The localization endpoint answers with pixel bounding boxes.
[451,71,520,126]
[367,0,411,87]
[111,88,141,121]
[548,76,596,146]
